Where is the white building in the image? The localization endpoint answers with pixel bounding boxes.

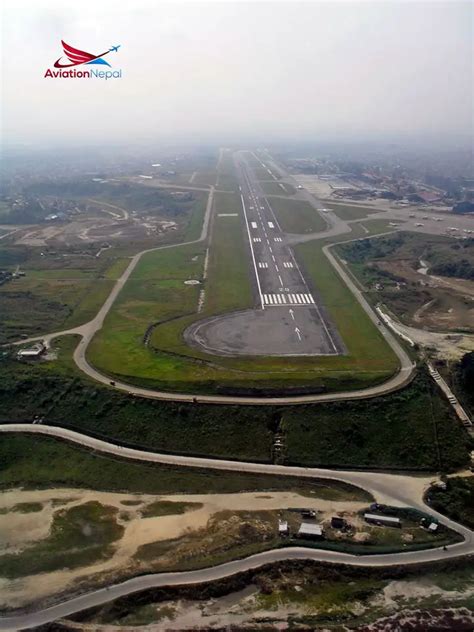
[278,520,289,536]
[297,522,324,539]
[17,342,45,359]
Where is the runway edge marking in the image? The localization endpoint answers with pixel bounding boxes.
[240,193,265,310]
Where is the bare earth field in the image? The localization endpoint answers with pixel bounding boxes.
[0,488,366,608]
[0,485,455,610]
[12,210,177,248]
[377,259,474,332]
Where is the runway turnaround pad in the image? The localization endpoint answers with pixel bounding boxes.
[184,307,344,357]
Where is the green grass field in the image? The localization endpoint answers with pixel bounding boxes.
[86,184,400,394]
[0,434,371,499]
[216,149,239,191]
[269,198,328,234]
[328,204,380,221]
[1,339,469,471]
[0,501,122,579]
[261,181,296,196]
[282,370,469,470]
[0,252,128,343]
[361,219,400,235]
[87,241,206,387]
[293,233,399,380]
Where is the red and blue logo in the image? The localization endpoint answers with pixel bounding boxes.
[45,40,122,79]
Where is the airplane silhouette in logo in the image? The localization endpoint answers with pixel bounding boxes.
[54,40,121,69]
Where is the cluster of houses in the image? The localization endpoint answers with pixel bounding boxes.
[278,509,351,540]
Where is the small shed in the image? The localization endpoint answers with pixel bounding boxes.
[278,520,289,537]
[331,516,346,530]
[297,522,324,539]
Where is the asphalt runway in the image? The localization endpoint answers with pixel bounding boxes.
[185,154,345,357]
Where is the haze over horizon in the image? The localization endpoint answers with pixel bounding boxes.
[1,0,473,148]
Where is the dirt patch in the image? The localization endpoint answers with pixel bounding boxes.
[375,259,474,333]
[0,488,367,609]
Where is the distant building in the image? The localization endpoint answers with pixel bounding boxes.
[364,513,401,528]
[297,522,324,539]
[278,520,289,537]
[417,191,444,204]
[17,342,45,359]
[421,517,439,532]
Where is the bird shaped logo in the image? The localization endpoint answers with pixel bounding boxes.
[54,40,121,69]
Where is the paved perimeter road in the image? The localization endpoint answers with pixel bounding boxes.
[0,424,473,630]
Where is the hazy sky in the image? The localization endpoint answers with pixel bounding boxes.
[1,0,472,147]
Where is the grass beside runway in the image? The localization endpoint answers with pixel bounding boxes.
[293,234,399,376]
[260,181,296,196]
[328,203,380,221]
[86,241,206,386]
[87,208,399,394]
[216,149,239,191]
[269,197,328,234]
[84,152,399,395]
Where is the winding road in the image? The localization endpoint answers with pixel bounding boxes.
[1,151,471,629]
[0,423,473,630]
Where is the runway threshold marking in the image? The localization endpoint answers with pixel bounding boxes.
[262,293,316,306]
